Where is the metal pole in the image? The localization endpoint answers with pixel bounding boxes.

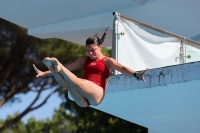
[113,12,200,49]
[112,12,120,75]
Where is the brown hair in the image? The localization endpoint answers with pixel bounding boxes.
[85,28,108,46]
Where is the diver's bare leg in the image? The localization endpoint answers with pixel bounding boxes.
[51,57,105,106]
[43,57,88,107]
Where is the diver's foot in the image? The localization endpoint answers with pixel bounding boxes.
[51,57,63,72]
[42,57,55,72]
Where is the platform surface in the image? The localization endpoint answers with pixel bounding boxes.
[91,62,200,133]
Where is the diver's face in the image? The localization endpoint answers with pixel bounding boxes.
[86,44,102,59]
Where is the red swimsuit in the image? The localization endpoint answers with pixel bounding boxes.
[83,56,110,90]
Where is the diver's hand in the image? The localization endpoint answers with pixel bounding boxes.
[33,64,44,77]
[137,68,148,82]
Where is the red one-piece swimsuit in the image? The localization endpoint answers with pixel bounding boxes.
[83,56,110,89]
[83,56,110,106]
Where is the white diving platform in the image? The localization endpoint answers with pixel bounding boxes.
[90,61,200,133]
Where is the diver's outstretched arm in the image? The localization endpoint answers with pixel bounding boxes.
[33,64,52,77]
[33,56,88,77]
[106,57,148,82]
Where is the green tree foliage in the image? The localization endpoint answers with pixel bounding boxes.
[0,108,77,133]
[0,108,147,133]
[0,18,147,133]
[0,18,87,131]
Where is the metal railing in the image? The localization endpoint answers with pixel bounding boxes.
[113,12,200,50]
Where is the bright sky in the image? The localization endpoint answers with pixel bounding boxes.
[0,89,62,122]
